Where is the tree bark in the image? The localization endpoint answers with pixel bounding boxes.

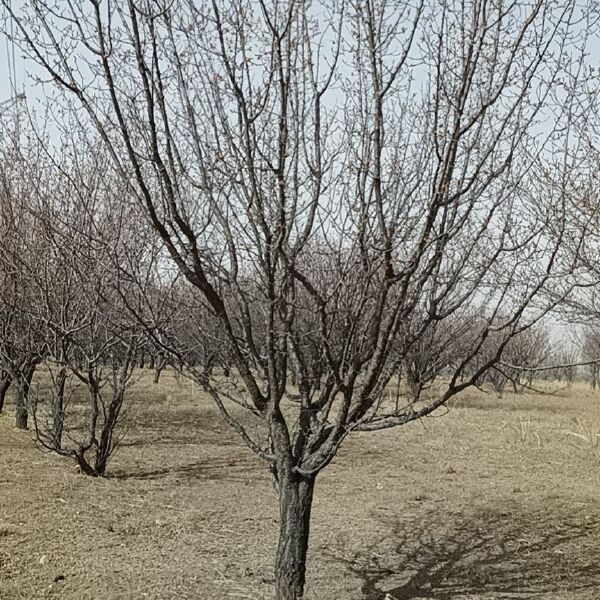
[275,472,316,600]
[15,398,28,429]
[0,371,12,413]
[94,390,125,477]
[51,367,67,450]
[15,363,36,430]
[153,365,164,384]
[153,355,166,384]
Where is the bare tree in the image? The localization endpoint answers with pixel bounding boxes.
[0,142,46,428]
[489,324,552,395]
[0,137,146,476]
[581,326,600,389]
[2,0,590,597]
[399,310,475,401]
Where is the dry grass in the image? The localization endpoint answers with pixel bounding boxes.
[562,417,600,451]
[2,373,600,599]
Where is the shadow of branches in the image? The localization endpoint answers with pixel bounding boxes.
[336,505,600,599]
[109,455,265,482]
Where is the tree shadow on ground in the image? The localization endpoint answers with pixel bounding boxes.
[109,455,265,482]
[123,407,262,448]
[336,505,600,599]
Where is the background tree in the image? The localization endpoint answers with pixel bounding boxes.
[0,140,47,428]
[581,327,600,389]
[399,310,475,402]
[553,346,580,388]
[0,136,148,475]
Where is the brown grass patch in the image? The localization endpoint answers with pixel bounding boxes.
[1,373,600,599]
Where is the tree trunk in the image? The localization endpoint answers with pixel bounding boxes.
[15,397,28,429]
[202,355,215,384]
[153,365,164,384]
[275,472,316,600]
[74,449,97,476]
[94,390,125,477]
[0,371,12,413]
[51,367,67,450]
[153,355,166,384]
[15,363,36,430]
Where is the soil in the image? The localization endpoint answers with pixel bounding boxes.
[1,372,600,599]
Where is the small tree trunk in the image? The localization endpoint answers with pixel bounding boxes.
[512,378,519,394]
[51,367,67,450]
[0,371,12,413]
[74,449,97,476]
[15,398,28,429]
[405,370,421,401]
[94,390,125,477]
[202,355,215,385]
[275,472,316,600]
[75,371,101,476]
[153,355,166,384]
[153,364,164,384]
[15,363,36,430]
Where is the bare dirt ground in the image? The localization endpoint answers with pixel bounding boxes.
[2,372,600,599]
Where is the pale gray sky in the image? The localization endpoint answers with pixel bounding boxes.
[2,1,600,111]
